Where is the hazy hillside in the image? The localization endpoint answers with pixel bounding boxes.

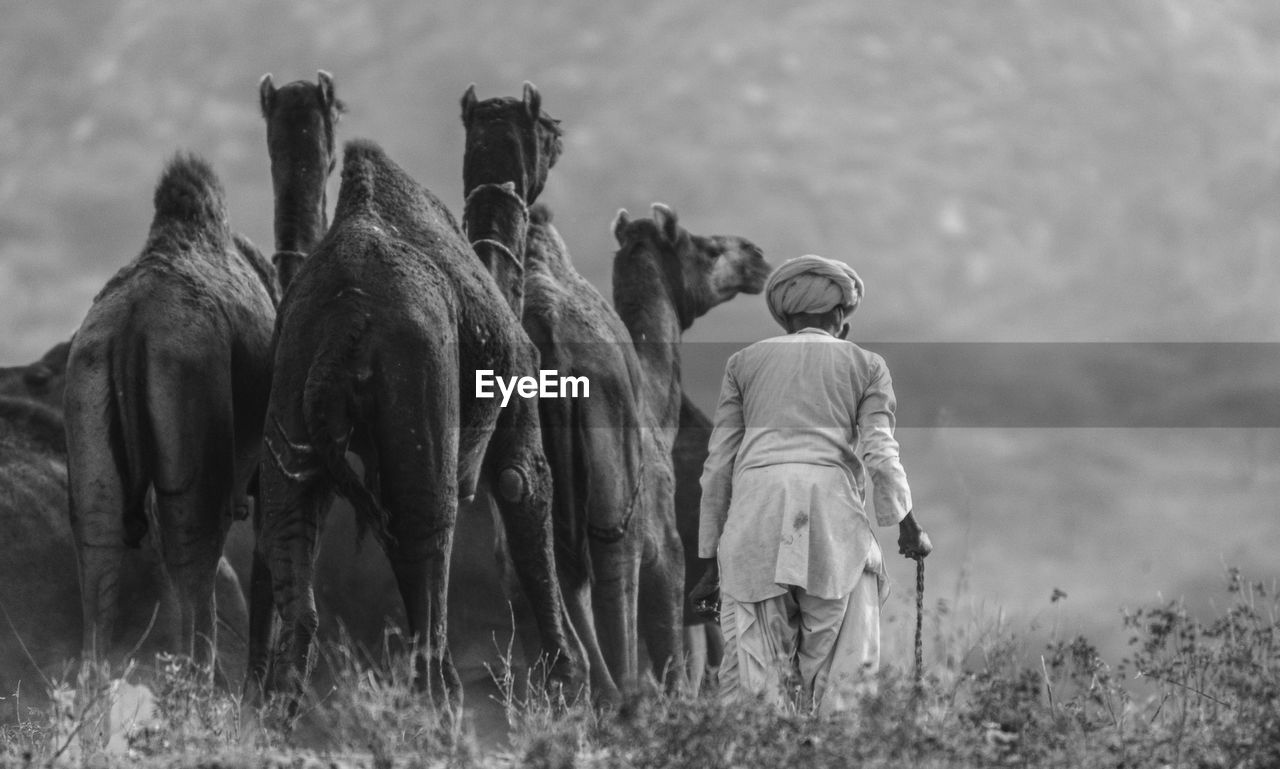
[6,0,1280,360]
[3,0,1280,664]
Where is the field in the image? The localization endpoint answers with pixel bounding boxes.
[1,567,1276,767]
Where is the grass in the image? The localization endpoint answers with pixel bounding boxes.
[3,567,1277,767]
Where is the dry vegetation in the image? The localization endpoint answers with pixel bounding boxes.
[2,567,1276,768]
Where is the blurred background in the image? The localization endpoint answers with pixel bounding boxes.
[3,0,1280,669]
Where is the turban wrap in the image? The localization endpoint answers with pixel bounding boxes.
[764,254,865,329]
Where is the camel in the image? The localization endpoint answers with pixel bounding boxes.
[462,181,530,315]
[460,81,561,314]
[461,85,655,700]
[245,69,343,690]
[256,139,581,706]
[461,82,561,207]
[259,70,344,293]
[0,341,261,676]
[0,388,247,723]
[610,203,771,684]
[0,340,71,410]
[64,154,278,683]
[672,393,725,694]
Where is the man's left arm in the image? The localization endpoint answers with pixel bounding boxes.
[858,356,932,558]
[857,356,913,526]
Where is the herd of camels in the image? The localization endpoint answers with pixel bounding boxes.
[0,71,773,721]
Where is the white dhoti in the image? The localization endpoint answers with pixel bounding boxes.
[718,569,880,715]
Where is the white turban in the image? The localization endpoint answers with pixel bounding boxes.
[764,254,864,329]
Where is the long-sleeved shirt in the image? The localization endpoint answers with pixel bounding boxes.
[698,328,913,602]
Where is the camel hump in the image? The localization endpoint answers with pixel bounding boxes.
[333,138,393,216]
[0,396,66,455]
[529,203,553,225]
[152,152,227,225]
[333,138,461,235]
[342,138,389,174]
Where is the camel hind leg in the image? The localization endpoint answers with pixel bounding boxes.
[258,421,328,700]
[246,507,276,697]
[373,348,462,704]
[638,503,686,692]
[485,395,584,694]
[65,351,135,667]
[147,352,236,670]
[589,539,641,691]
[682,625,708,696]
[536,396,622,701]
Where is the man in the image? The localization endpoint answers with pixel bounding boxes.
[693,253,932,715]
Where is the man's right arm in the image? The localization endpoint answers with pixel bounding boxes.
[698,359,745,560]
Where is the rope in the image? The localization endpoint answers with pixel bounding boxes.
[586,463,645,543]
[913,555,925,691]
[470,238,525,272]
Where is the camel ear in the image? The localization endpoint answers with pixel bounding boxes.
[461,83,478,126]
[609,207,629,243]
[523,81,541,120]
[651,203,679,241]
[259,73,276,118]
[611,209,631,245]
[317,70,337,111]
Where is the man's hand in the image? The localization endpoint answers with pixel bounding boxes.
[688,558,721,621]
[898,512,933,560]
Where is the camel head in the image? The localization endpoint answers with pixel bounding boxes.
[612,203,771,328]
[259,70,344,270]
[460,81,563,205]
[0,340,71,412]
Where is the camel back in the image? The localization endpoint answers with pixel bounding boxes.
[93,154,264,304]
[331,139,464,248]
[321,140,520,342]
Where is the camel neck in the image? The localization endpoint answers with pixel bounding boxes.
[612,248,685,408]
[612,242,694,340]
[464,183,529,315]
[272,192,327,256]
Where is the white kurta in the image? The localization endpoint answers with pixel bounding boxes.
[698,328,912,603]
[697,328,914,712]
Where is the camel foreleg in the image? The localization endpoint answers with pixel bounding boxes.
[638,521,686,693]
[485,415,585,694]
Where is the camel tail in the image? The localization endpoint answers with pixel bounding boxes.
[301,292,395,551]
[110,337,155,548]
[152,152,227,226]
[539,396,590,584]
